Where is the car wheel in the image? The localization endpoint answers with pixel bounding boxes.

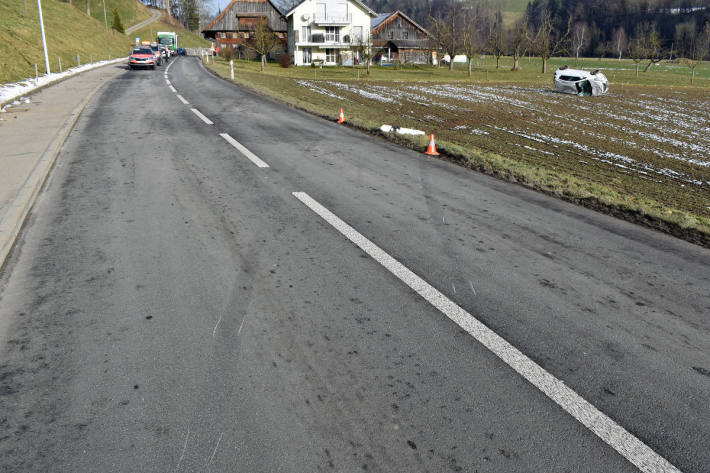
[152,64,156,70]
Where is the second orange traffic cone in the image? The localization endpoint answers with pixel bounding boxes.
[424,134,439,156]
[337,108,345,124]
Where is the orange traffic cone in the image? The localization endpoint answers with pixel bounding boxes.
[424,134,439,156]
[337,108,345,124]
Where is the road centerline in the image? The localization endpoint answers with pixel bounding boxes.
[219,133,269,168]
[176,94,189,105]
[190,108,213,125]
[291,191,682,473]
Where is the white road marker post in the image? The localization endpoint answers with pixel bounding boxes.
[58,56,62,73]
[230,59,234,80]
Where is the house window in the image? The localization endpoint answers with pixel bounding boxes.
[388,31,394,39]
[325,48,338,63]
[303,47,312,64]
[403,31,408,39]
[352,26,362,42]
[301,26,311,42]
[325,26,339,42]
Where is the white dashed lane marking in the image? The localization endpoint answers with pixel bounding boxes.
[190,108,213,125]
[219,133,269,168]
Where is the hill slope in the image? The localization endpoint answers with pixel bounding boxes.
[0,1,208,84]
[0,1,137,84]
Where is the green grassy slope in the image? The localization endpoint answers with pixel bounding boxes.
[83,0,153,29]
[0,0,140,83]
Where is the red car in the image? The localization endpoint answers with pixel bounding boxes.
[129,47,156,70]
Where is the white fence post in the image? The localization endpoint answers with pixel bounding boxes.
[58,56,62,72]
[230,59,234,80]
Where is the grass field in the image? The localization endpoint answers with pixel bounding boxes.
[204,56,710,241]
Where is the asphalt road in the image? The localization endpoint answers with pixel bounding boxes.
[0,57,708,473]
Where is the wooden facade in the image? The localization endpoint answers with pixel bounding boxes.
[201,0,288,56]
[370,11,432,64]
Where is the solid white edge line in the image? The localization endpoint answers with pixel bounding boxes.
[190,108,213,125]
[291,191,682,473]
[176,94,189,105]
[219,133,269,168]
[169,86,177,93]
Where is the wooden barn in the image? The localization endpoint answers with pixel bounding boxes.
[370,11,433,64]
[201,0,288,57]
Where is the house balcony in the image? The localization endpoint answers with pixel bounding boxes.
[296,33,353,48]
[296,40,351,49]
[313,13,351,25]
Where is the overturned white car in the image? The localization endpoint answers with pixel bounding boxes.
[553,66,609,96]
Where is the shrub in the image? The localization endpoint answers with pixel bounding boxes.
[220,47,237,61]
[111,7,125,33]
[277,53,291,68]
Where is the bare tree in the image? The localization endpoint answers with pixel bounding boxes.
[461,5,485,77]
[531,10,570,74]
[429,0,464,71]
[628,31,646,77]
[683,21,710,84]
[351,33,374,75]
[246,20,279,71]
[613,27,627,60]
[508,14,528,71]
[485,8,506,69]
[571,22,589,65]
[634,22,663,72]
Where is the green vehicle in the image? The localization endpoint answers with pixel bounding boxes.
[157,31,178,56]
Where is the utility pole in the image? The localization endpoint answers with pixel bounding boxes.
[36,0,51,75]
[102,0,108,31]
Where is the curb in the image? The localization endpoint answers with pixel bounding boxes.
[0,74,115,273]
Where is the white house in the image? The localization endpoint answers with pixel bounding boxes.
[286,0,377,66]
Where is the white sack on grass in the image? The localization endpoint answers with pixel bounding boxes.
[380,124,425,136]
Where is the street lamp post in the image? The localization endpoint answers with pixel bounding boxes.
[36,0,50,75]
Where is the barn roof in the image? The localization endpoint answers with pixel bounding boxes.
[371,13,391,29]
[370,10,431,37]
[202,0,285,32]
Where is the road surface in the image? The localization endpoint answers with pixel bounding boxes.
[0,57,708,473]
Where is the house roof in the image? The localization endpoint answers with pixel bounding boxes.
[202,0,284,32]
[370,10,431,37]
[285,0,377,18]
